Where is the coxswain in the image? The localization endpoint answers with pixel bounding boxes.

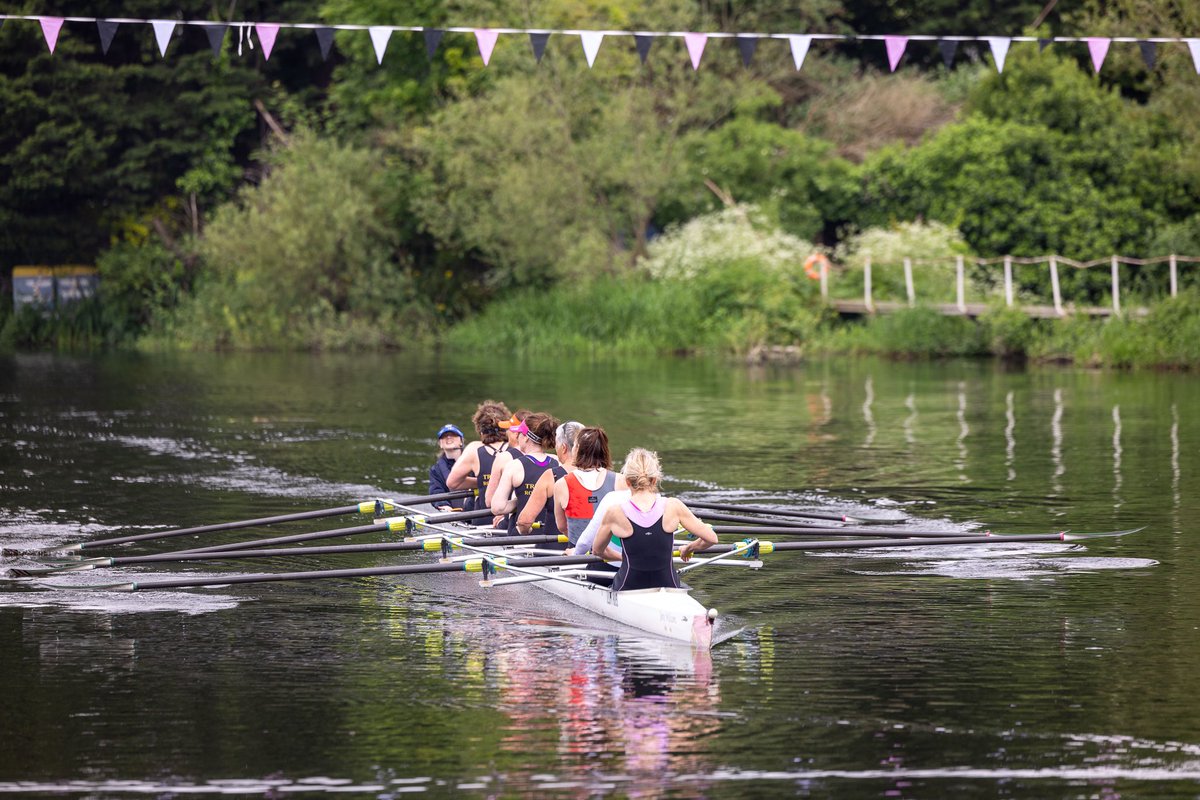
[446,401,513,526]
[427,424,464,511]
[591,448,717,590]
[489,412,564,534]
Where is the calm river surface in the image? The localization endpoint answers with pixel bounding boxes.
[0,351,1196,798]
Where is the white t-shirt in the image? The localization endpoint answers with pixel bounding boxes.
[572,489,631,556]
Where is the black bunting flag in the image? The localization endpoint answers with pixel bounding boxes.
[635,34,653,64]
[314,27,334,61]
[97,19,119,55]
[529,32,550,63]
[201,23,227,60]
[937,39,957,68]
[736,36,757,67]
[1139,41,1156,70]
[1038,38,1052,52]
[423,28,444,59]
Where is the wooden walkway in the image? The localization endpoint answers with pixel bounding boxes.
[829,300,1148,318]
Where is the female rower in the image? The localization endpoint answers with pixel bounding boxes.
[446,401,513,526]
[482,409,531,511]
[591,448,717,590]
[489,412,565,533]
[514,420,586,536]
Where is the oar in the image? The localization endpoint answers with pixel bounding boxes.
[688,499,905,525]
[171,508,494,555]
[53,490,474,553]
[697,527,1144,555]
[711,525,1001,539]
[8,534,567,578]
[38,553,599,592]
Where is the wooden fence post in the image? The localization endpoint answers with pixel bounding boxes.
[1004,256,1013,307]
[956,255,966,312]
[864,255,874,313]
[1111,255,1121,316]
[820,257,828,300]
[1170,254,1178,297]
[1049,256,1064,317]
[904,258,915,307]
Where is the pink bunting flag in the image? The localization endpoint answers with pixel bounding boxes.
[369,26,391,64]
[884,35,907,72]
[151,20,176,57]
[1084,37,1110,73]
[683,33,707,70]
[474,28,498,66]
[580,31,604,67]
[984,36,1010,73]
[256,24,279,61]
[788,34,812,70]
[39,17,64,53]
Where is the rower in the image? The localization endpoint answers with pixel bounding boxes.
[521,426,628,550]
[481,409,531,513]
[446,401,513,526]
[591,448,717,591]
[427,424,465,511]
[514,420,583,536]
[489,412,564,534]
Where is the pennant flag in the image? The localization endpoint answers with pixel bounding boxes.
[1084,37,1110,73]
[580,31,604,67]
[529,32,550,63]
[635,34,653,64]
[151,20,176,57]
[97,20,119,55]
[788,34,812,70]
[39,17,64,54]
[1188,39,1200,74]
[883,35,908,72]
[256,24,279,61]
[369,26,391,64]
[984,36,1010,72]
[1038,38,1053,52]
[1139,41,1156,70]
[683,33,707,70]
[314,27,334,61]
[475,28,499,66]
[202,24,228,59]
[736,36,757,67]
[937,39,957,68]
[423,29,443,59]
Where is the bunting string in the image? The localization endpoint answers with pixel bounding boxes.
[3,14,1199,75]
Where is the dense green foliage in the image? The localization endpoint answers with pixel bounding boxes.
[1,0,1198,366]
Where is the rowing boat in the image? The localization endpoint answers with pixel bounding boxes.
[432,531,719,649]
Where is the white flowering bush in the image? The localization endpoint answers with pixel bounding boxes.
[641,205,817,281]
[833,221,973,303]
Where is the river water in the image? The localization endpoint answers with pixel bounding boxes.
[0,351,1195,798]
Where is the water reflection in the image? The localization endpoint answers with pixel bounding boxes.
[1112,405,1123,510]
[955,382,968,483]
[1005,390,1016,482]
[903,393,917,446]
[862,376,876,448]
[1171,403,1180,510]
[1051,388,1065,496]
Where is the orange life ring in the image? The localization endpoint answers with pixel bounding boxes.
[804,253,830,280]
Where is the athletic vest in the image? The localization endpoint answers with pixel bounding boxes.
[507,452,565,534]
[613,496,680,591]
[563,470,618,545]
[472,443,508,527]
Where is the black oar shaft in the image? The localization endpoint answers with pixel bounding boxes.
[76,489,473,551]
[112,535,565,565]
[708,534,1069,553]
[686,501,902,525]
[173,508,495,555]
[79,554,598,591]
[700,510,829,528]
[710,525,981,539]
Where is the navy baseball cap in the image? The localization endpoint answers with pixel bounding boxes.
[437,424,464,439]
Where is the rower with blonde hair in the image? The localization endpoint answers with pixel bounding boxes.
[591,448,717,590]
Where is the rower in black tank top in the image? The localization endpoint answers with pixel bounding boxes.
[613,497,681,591]
[472,443,508,526]
[507,452,565,535]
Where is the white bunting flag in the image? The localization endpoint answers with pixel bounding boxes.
[984,36,1010,73]
[1187,39,1200,74]
[151,20,176,57]
[369,26,391,64]
[788,35,812,70]
[580,31,604,67]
